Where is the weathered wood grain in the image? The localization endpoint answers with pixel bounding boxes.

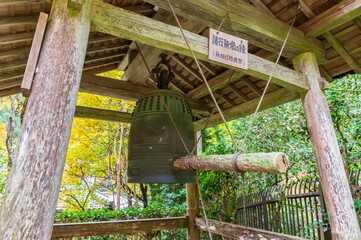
[196,218,307,240]
[187,70,244,100]
[144,0,324,61]
[187,183,200,240]
[323,32,361,74]
[175,152,288,174]
[299,0,361,37]
[294,52,361,239]
[52,217,188,239]
[21,12,48,97]
[90,0,309,92]
[0,0,93,239]
[74,106,132,123]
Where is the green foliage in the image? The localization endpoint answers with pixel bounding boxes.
[54,205,187,239]
[55,203,185,223]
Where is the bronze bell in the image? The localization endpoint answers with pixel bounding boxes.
[127,58,196,183]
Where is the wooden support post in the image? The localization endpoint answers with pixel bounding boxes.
[186,132,201,240]
[293,52,361,240]
[0,1,92,239]
[175,153,289,174]
[186,183,200,240]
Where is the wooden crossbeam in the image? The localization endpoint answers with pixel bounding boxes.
[74,106,132,123]
[196,218,307,240]
[299,0,361,38]
[144,0,324,61]
[0,86,22,98]
[90,0,309,92]
[194,88,300,131]
[52,217,189,239]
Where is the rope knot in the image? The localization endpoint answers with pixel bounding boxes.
[232,149,244,173]
[243,229,249,240]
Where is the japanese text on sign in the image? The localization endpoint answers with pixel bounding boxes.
[208,28,248,70]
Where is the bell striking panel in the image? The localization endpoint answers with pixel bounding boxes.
[127,89,196,183]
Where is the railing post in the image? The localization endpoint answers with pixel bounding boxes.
[262,194,270,231]
[318,185,332,240]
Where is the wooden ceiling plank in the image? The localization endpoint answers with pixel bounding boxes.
[0,46,31,60]
[355,16,361,30]
[171,55,203,83]
[0,14,39,28]
[243,78,263,96]
[250,0,277,18]
[0,79,22,90]
[0,86,22,98]
[199,61,218,76]
[323,32,361,74]
[0,70,25,82]
[86,42,129,55]
[227,84,249,103]
[144,0,324,61]
[187,70,244,100]
[171,67,196,89]
[299,0,361,38]
[298,1,361,74]
[216,90,235,107]
[0,32,35,45]
[194,88,300,131]
[122,4,155,14]
[0,1,41,7]
[90,0,309,92]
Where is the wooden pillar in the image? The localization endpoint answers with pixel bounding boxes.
[293,52,361,240]
[0,1,92,239]
[186,131,201,240]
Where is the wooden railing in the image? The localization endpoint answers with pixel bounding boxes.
[52,217,188,239]
[236,181,331,239]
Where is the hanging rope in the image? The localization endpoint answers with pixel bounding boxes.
[166,0,240,152]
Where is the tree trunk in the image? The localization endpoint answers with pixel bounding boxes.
[294,52,361,240]
[140,183,148,208]
[116,123,124,210]
[5,96,16,170]
[0,1,92,239]
[174,152,288,174]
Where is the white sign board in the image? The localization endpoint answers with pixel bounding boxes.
[208,28,248,70]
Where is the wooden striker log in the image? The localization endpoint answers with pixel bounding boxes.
[174,152,288,174]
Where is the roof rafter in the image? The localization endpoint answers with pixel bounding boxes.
[299,0,361,37]
[90,0,309,92]
[298,0,361,74]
